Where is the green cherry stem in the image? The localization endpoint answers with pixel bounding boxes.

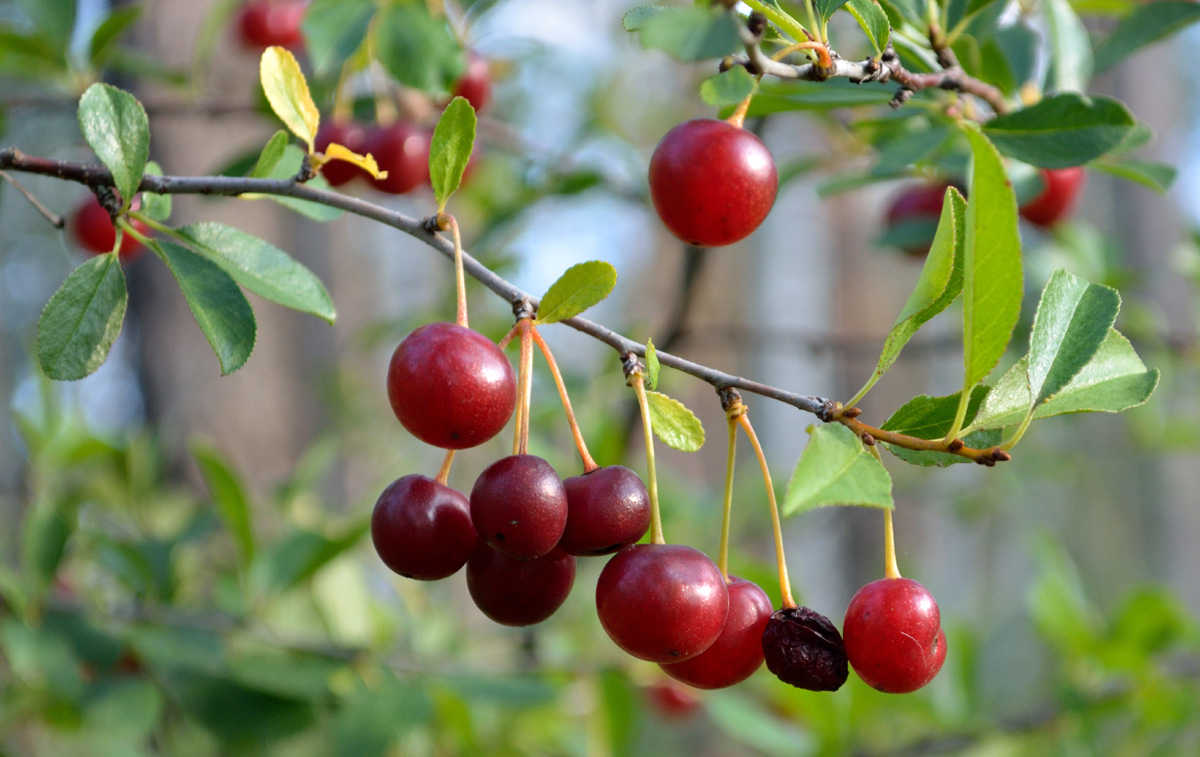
[531,326,598,473]
[866,443,901,579]
[717,404,740,581]
[630,372,664,545]
[435,449,455,486]
[437,213,468,328]
[737,409,795,608]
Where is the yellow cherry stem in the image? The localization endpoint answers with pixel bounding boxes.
[737,410,796,608]
[531,326,598,472]
[630,373,664,545]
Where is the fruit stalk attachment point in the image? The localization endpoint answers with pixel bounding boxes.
[627,356,663,545]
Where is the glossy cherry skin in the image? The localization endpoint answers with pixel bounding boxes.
[660,576,772,689]
[386,322,516,450]
[72,194,148,260]
[466,541,576,626]
[452,52,492,112]
[470,454,568,559]
[315,120,369,187]
[371,474,476,580]
[884,182,953,257]
[365,122,431,195]
[648,118,777,247]
[843,577,947,694]
[595,543,729,663]
[1020,167,1085,228]
[237,0,307,49]
[558,465,650,556]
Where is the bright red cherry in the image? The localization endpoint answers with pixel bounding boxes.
[72,194,148,261]
[1019,167,1085,228]
[558,465,650,556]
[843,577,947,694]
[470,454,568,560]
[315,120,369,187]
[386,322,516,450]
[466,542,576,626]
[237,0,307,49]
[451,52,492,112]
[595,543,729,663]
[648,118,777,247]
[370,474,476,581]
[364,122,431,195]
[660,576,772,689]
[883,182,954,257]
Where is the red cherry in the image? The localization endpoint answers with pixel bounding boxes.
[72,194,148,261]
[660,576,772,689]
[315,120,369,187]
[470,454,568,560]
[364,122,431,195]
[648,118,777,247]
[595,543,729,663]
[558,465,650,556]
[371,474,476,580]
[843,577,947,694]
[386,322,516,450]
[644,681,702,719]
[883,182,954,257]
[1019,167,1085,228]
[452,52,492,112]
[466,542,576,626]
[237,0,307,49]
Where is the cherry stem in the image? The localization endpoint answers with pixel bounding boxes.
[518,318,534,456]
[770,40,831,67]
[866,443,902,579]
[497,322,520,350]
[718,407,740,581]
[531,326,598,472]
[630,373,664,545]
[435,450,455,486]
[726,96,753,129]
[737,411,795,608]
[438,213,468,328]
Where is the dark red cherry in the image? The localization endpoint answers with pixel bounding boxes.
[558,465,650,556]
[371,474,476,580]
[761,605,848,691]
[648,118,777,247]
[1019,167,1085,228]
[595,543,729,663]
[386,322,516,450]
[237,0,307,49]
[72,194,148,261]
[883,182,954,257]
[843,577,947,694]
[364,122,430,195]
[466,542,576,626]
[660,576,772,689]
[315,120,369,187]
[451,52,492,112]
[470,454,568,559]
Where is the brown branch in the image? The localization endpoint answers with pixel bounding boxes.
[832,403,1011,466]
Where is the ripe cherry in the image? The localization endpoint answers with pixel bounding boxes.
[595,543,729,663]
[466,542,576,626]
[371,474,476,581]
[470,454,568,559]
[451,52,492,112]
[883,182,953,257]
[386,322,516,450]
[648,118,777,247]
[660,576,772,689]
[558,465,650,556]
[1019,166,1085,228]
[364,122,431,195]
[315,120,369,187]
[237,0,307,49]
[843,577,947,694]
[72,194,148,261]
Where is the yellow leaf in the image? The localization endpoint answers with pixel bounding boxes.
[260,46,319,151]
[315,143,388,180]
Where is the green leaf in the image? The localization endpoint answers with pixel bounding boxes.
[881,388,1001,467]
[1090,158,1176,194]
[994,23,1038,88]
[430,97,477,213]
[534,261,617,325]
[140,162,171,221]
[815,0,853,23]
[844,0,890,56]
[622,4,669,31]
[260,46,319,151]
[699,67,758,107]
[1094,1,1200,73]
[706,690,816,755]
[85,680,162,742]
[373,2,465,94]
[1044,0,1093,93]
[154,241,257,375]
[78,83,149,205]
[851,187,965,404]
[22,504,69,594]
[637,6,740,63]
[250,523,368,596]
[176,222,336,323]
[192,442,255,566]
[330,670,429,757]
[250,130,290,178]
[599,670,639,756]
[736,79,895,116]
[37,254,127,381]
[88,5,142,65]
[871,123,952,175]
[878,0,922,25]
[645,338,660,391]
[781,424,892,516]
[19,0,75,47]
[646,391,705,452]
[983,94,1137,169]
[301,0,375,76]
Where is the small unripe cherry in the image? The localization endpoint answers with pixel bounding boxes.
[843,577,947,694]
[1019,167,1085,228]
[72,194,149,261]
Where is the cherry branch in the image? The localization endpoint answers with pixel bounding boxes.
[0,146,1008,464]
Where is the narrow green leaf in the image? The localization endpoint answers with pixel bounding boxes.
[88,6,142,65]
[154,241,256,375]
[1091,159,1176,194]
[37,255,127,381]
[534,261,617,325]
[140,162,171,221]
[782,424,892,516]
[994,23,1038,88]
[176,223,336,323]
[301,0,375,75]
[250,131,290,178]
[250,523,368,596]
[699,67,758,107]
[844,0,890,56]
[983,94,1137,169]
[259,46,319,150]
[1044,0,1092,93]
[1094,1,1200,74]
[646,391,705,452]
[878,0,922,25]
[430,97,477,213]
[373,2,465,94]
[192,441,255,565]
[78,83,149,205]
[622,5,669,31]
[881,388,1001,467]
[815,0,853,23]
[638,6,740,63]
[645,339,660,391]
[735,79,895,116]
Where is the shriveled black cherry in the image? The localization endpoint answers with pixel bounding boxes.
[470,454,568,559]
[761,605,849,691]
[843,577,947,693]
[660,576,772,689]
[558,465,650,556]
[371,474,476,580]
[467,542,575,626]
